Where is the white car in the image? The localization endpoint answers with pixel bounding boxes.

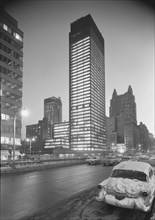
[96,161,155,212]
[86,156,101,165]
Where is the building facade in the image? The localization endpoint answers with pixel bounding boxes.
[138,122,151,152]
[26,117,51,154]
[0,10,23,150]
[44,96,62,126]
[69,14,106,152]
[44,121,69,152]
[107,86,140,151]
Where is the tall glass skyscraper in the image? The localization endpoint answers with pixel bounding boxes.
[69,14,106,152]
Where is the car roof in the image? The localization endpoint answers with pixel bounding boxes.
[113,161,152,176]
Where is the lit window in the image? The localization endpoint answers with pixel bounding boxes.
[1,137,5,143]
[3,23,11,33]
[13,33,23,42]
[5,137,9,144]
[1,113,5,120]
[3,24,8,31]
[1,113,10,120]
[16,138,21,145]
[6,114,10,120]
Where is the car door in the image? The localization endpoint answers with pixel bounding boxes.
[148,168,155,198]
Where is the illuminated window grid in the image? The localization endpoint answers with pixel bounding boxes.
[69,16,106,151]
[70,37,92,150]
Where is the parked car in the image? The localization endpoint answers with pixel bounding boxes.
[96,161,155,212]
[102,156,120,166]
[120,155,132,162]
[86,156,101,165]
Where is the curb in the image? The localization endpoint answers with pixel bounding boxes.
[1,161,86,175]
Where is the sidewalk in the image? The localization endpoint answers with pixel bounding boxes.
[1,159,86,175]
[22,187,155,220]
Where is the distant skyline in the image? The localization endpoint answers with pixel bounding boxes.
[4,0,154,137]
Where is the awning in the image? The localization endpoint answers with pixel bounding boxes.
[1,150,10,156]
[14,151,21,156]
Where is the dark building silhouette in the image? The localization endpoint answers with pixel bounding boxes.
[26,96,63,154]
[0,10,23,150]
[110,86,137,123]
[107,86,140,151]
[26,117,51,154]
[69,14,106,152]
[44,96,62,125]
[138,122,150,152]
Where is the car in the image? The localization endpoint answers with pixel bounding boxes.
[120,155,132,162]
[96,161,155,212]
[102,156,120,166]
[86,156,101,165]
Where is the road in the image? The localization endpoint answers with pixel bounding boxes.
[1,164,113,220]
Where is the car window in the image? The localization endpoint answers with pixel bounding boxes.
[111,169,147,182]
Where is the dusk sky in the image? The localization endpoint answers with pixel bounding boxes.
[4,0,154,138]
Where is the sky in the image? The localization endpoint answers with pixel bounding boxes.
[3,0,155,138]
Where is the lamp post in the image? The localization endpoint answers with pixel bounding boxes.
[13,108,28,163]
[13,114,17,163]
[26,138,35,155]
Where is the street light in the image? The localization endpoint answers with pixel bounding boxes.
[13,108,28,163]
[26,137,35,155]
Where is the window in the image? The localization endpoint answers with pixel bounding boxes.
[111,169,147,182]
[3,23,11,33]
[13,32,23,42]
[1,113,10,121]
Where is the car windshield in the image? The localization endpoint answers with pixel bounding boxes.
[111,169,147,182]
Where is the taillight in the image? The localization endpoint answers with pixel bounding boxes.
[142,192,148,197]
[97,185,102,190]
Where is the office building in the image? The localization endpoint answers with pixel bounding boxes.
[138,122,150,152]
[107,86,140,151]
[110,86,137,124]
[44,121,69,152]
[69,14,106,152]
[26,117,51,153]
[44,96,62,125]
[0,10,23,150]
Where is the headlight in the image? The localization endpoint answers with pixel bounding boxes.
[142,192,148,197]
[97,185,102,190]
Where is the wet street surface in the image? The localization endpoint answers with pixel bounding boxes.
[1,164,113,220]
[1,164,155,220]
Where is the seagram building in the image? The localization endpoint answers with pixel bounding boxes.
[69,14,106,152]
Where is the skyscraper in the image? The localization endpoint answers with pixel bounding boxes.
[110,85,137,124]
[107,86,140,150]
[44,96,62,126]
[69,14,106,152]
[0,10,23,150]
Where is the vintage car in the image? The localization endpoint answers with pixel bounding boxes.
[86,156,101,165]
[96,161,155,212]
[102,156,120,166]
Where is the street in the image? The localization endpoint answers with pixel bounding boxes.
[1,164,113,220]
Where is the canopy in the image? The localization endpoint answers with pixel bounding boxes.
[1,150,10,156]
[14,150,21,156]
